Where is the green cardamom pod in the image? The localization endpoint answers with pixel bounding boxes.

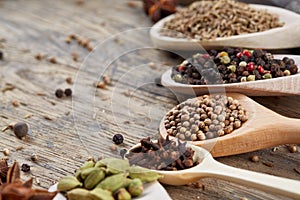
[67,188,93,200]
[129,166,162,182]
[95,161,106,168]
[81,167,95,180]
[115,188,132,200]
[123,178,133,188]
[57,176,82,192]
[84,168,105,190]
[96,173,127,192]
[90,188,114,200]
[98,158,130,174]
[74,170,83,183]
[128,178,143,197]
[80,161,95,170]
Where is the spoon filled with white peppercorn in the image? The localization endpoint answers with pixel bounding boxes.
[159,93,300,157]
[125,138,300,199]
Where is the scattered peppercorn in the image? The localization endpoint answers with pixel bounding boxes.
[35,53,42,60]
[12,100,19,107]
[288,145,297,153]
[72,52,79,61]
[64,88,72,97]
[113,134,124,145]
[13,122,28,139]
[55,89,64,98]
[66,77,73,84]
[2,148,9,156]
[109,144,117,151]
[21,164,31,172]
[30,153,38,162]
[65,37,71,44]
[250,155,259,162]
[171,48,298,85]
[49,57,57,64]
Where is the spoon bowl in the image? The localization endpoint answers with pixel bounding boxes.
[126,143,300,199]
[150,4,300,50]
[159,93,300,157]
[161,54,300,96]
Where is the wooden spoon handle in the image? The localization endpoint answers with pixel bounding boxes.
[209,116,300,157]
[202,159,300,199]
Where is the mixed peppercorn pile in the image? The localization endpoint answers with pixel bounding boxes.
[171,48,298,85]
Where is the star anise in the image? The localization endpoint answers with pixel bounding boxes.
[0,162,57,200]
[143,0,177,22]
[0,159,9,184]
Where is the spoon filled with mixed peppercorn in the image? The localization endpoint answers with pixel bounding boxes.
[125,137,300,199]
[161,48,300,96]
[159,93,300,157]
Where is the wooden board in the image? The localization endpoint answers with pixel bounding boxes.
[0,0,299,199]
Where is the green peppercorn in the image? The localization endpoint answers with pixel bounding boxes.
[220,56,231,64]
[263,73,272,79]
[246,75,255,81]
[173,74,183,82]
[227,65,236,73]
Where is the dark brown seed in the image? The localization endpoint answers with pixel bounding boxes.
[35,53,42,60]
[21,164,30,172]
[13,122,28,139]
[0,50,3,60]
[49,57,56,64]
[55,89,64,98]
[66,77,73,84]
[64,88,72,97]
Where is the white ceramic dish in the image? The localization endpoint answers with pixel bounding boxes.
[150,4,300,51]
[49,181,172,200]
[161,54,300,96]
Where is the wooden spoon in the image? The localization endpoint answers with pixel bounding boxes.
[161,55,300,96]
[150,4,300,50]
[159,93,300,157]
[139,144,300,199]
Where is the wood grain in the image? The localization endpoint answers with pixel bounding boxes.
[0,1,299,200]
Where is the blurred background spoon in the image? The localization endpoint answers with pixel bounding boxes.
[150,5,300,51]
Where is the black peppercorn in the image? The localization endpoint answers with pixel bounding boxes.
[55,89,64,98]
[13,122,28,139]
[113,134,124,145]
[21,163,31,172]
[64,88,72,97]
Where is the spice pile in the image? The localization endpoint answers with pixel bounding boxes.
[161,0,284,40]
[171,48,298,85]
[164,94,247,141]
[57,158,161,200]
[126,136,199,170]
